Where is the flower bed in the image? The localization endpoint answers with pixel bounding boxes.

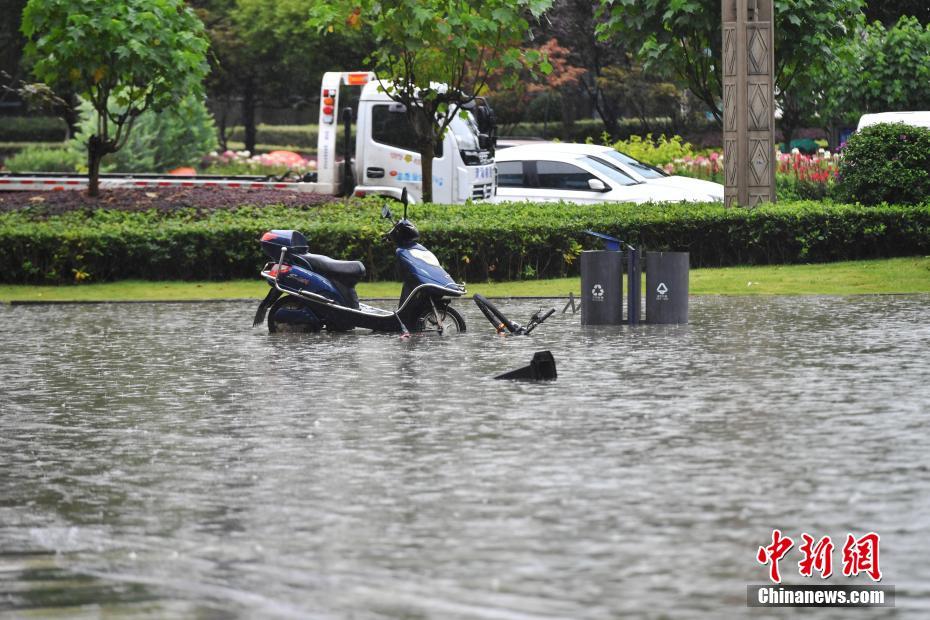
[200,149,318,176]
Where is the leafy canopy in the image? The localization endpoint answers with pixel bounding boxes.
[596,0,863,121]
[21,0,210,194]
[70,96,218,174]
[307,0,552,201]
[22,0,209,116]
[822,15,930,126]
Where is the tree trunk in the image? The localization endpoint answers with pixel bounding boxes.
[419,140,435,204]
[217,99,229,151]
[781,125,795,153]
[242,86,257,155]
[594,87,620,139]
[87,136,104,198]
[779,96,802,153]
[560,87,575,138]
[58,92,80,141]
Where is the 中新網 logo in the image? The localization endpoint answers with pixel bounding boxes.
[756,530,882,583]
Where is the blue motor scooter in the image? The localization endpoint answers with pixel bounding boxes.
[253,190,466,334]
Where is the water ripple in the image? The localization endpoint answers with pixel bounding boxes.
[1,296,928,618]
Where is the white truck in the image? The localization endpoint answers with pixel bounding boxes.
[0,71,498,203]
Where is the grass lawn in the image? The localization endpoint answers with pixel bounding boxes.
[1,257,928,303]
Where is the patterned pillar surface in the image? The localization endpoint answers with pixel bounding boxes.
[722,0,776,207]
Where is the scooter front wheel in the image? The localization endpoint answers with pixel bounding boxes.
[413,305,466,335]
[267,295,323,333]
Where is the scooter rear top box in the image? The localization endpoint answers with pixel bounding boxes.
[261,230,309,259]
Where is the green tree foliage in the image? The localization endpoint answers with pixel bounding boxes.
[308,0,553,203]
[484,38,585,135]
[596,62,682,133]
[822,16,930,128]
[596,0,863,127]
[191,0,372,154]
[21,0,210,195]
[538,0,628,136]
[838,122,930,205]
[0,0,28,104]
[864,1,929,26]
[71,97,217,173]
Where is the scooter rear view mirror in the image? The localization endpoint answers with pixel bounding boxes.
[381,205,393,220]
[401,187,408,219]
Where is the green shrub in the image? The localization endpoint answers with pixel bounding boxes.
[70,95,217,173]
[505,118,630,142]
[777,177,837,202]
[227,124,319,150]
[606,134,694,167]
[1,200,928,284]
[502,118,717,144]
[3,145,83,172]
[0,116,69,142]
[838,122,930,205]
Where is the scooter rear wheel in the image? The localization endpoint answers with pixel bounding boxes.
[414,305,466,335]
[267,296,323,333]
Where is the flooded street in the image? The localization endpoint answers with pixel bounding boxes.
[2,295,929,618]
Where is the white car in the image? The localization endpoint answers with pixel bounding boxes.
[857,111,930,131]
[492,142,724,204]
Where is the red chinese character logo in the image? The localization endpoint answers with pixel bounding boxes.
[757,529,794,583]
[842,532,882,581]
[798,533,834,578]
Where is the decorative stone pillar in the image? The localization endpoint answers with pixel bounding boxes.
[722,0,776,207]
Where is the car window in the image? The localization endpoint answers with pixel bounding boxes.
[371,104,443,156]
[497,161,525,187]
[585,156,639,186]
[602,150,667,178]
[536,160,598,191]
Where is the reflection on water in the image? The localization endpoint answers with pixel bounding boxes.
[1,296,929,618]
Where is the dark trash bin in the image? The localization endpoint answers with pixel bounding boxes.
[580,250,623,325]
[645,251,689,324]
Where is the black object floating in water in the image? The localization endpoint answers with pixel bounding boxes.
[494,351,557,381]
[473,294,555,335]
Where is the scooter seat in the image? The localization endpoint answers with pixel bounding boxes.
[293,253,366,279]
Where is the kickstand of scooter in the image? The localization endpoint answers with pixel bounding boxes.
[395,313,410,338]
[429,298,444,335]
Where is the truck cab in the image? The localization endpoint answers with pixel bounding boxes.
[316,71,496,203]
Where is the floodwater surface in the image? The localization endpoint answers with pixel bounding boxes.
[1,295,929,618]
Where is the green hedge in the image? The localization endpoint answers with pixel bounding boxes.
[227,124,319,149]
[505,118,662,142]
[0,116,69,142]
[1,200,928,284]
[222,118,720,151]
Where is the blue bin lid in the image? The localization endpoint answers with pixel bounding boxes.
[584,230,622,252]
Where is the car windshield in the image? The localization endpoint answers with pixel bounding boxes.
[582,156,639,186]
[601,150,668,179]
[450,110,480,152]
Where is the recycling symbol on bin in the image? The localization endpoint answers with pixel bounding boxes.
[591,284,605,301]
[656,282,669,301]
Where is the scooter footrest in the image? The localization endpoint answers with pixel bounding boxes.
[358,303,394,316]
